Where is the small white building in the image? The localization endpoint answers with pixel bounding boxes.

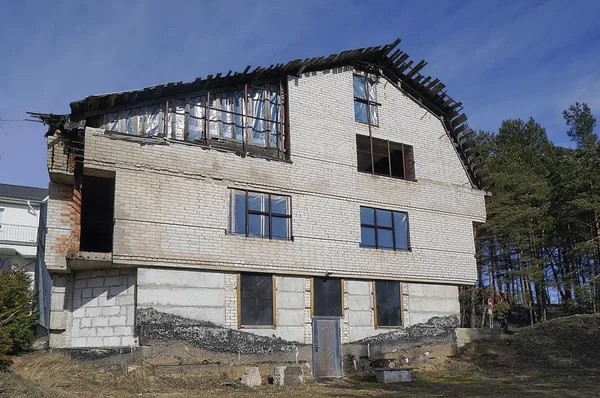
[0,183,50,330]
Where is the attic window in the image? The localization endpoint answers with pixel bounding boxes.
[353,74,379,125]
[356,135,415,180]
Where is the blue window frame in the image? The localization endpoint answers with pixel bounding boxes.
[360,207,409,251]
[353,74,379,125]
[230,190,291,240]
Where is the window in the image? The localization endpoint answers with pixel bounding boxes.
[239,273,274,326]
[313,277,343,317]
[0,208,3,229]
[353,74,379,125]
[229,190,291,240]
[356,135,415,180]
[360,207,409,251]
[374,281,402,327]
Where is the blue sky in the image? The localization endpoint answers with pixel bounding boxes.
[1,0,598,188]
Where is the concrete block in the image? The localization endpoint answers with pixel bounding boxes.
[50,293,65,311]
[346,280,370,296]
[71,337,87,347]
[284,367,303,386]
[374,369,411,383]
[80,318,92,327]
[277,292,304,310]
[74,279,87,289]
[87,337,104,347]
[102,306,120,316]
[241,367,261,387]
[273,366,286,386]
[117,294,134,306]
[96,327,112,337]
[278,309,305,326]
[347,294,372,310]
[278,276,305,292]
[106,337,121,346]
[109,316,127,326]
[121,336,135,346]
[347,310,374,328]
[92,317,109,327]
[49,311,66,330]
[109,286,126,295]
[87,278,104,288]
[92,287,106,296]
[86,307,102,317]
[137,286,225,307]
[82,288,93,298]
[79,328,96,337]
[104,276,122,286]
[138,268,224,288]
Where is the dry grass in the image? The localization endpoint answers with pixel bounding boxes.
[4,314,600,397]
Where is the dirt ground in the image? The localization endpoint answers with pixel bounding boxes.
[2,314,600,397]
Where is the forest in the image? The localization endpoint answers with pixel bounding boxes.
[464,102,600,326]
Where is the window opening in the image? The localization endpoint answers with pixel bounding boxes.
[353,74,379,125]
[229,190,291,240]
[360,206,409,251]
[356,135,415,180]
[313,277,343,317]
[80,175,115,252]
[240,273,274,326]
[374,280,402,327]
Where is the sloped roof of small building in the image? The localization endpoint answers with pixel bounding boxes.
[0,183,48,202]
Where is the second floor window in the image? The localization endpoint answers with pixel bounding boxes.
[360,206,409,251]
[353,74,379,125]
[356,135,415,181]
[229,190,291,240]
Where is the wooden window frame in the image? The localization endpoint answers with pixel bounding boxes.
[373,280,403,329]
[310,277,345,318]
[360,206,410,251]
[237,273,277,329]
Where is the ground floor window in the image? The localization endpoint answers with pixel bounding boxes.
[313,277,343,317]
[239,273,274,327]
[374,280,402,327]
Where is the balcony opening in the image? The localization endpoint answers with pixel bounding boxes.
[80,175,115,252]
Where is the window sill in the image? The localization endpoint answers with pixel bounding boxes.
[355,120,379,127]
[359,245,412,253]
[356,170,417,183]
[226,232,294,242]
[240,325,276,330]
[375,326,403,330]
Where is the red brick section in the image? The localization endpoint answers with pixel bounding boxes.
[49,183,81,262]
[69,186,82,251]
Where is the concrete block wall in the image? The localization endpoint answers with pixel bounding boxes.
[407,283,460,325]
[71,269,136,348]
[137,268,226,326]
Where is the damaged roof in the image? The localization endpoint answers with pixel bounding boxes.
[31,39,491,190]
[0,183,48,202]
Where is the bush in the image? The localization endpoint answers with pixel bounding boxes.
[0,266,37,356]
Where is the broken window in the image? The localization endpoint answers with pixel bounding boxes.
[356,135,415,180]
[374,280,402,327]
[240,273,274,326]
[353,74,379,125]
[360,207,409,251]
[98,82,286,158]
[313,277,342,317]
[229,190,291,240]
[80,175,115,252]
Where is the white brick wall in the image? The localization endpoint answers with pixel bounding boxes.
[80,67,484,285]
[71,269,136,348]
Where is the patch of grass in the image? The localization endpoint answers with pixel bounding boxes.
[0,372,71,398]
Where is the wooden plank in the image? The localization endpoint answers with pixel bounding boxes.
[452,113,467,128]
[407,60,427,78]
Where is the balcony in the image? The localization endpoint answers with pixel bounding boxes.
[0,223,38,245]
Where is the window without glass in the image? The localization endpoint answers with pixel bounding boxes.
[229,190,291,240]
[240,273,274,326]
[356,135,415,180]
[313,277,343,317]
[353,74,379,125]
[0,208,4,228]
[360,207,409,251]
[374,280,402,327]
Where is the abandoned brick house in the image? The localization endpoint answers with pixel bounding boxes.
[34,39,488,376]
